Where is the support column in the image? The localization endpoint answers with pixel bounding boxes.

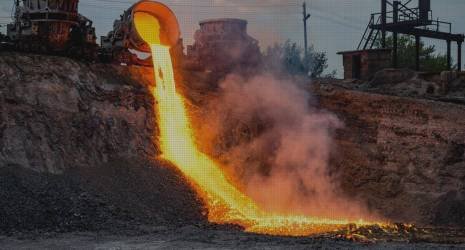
[393,1,399,68]
[447,40,451,70]
[15,0,20,35]
[458,41,462,72]
[415,36,421,71]
[381,0,387,48]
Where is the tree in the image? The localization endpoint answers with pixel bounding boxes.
[262,40,334,78]
[374,35,450,72]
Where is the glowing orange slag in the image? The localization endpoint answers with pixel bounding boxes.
[136,13,378,236]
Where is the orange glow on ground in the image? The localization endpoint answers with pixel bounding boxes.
[135,12,383,236]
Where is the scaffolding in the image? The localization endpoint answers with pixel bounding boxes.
[359,0,464,71]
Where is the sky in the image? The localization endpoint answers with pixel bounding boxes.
[1,0,464,77]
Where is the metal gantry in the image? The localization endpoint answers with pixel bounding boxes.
[359,0,464,71]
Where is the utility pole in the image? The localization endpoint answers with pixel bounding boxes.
[15,0,19,18]
[381,0,387,48]
[15,0,20,32]
[15,0,19,17]
[303,2,311,58]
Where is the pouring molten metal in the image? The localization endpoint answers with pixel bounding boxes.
[134,0,379,236]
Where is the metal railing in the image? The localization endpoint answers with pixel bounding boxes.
[358,15,381,50]
[370,8,451,34]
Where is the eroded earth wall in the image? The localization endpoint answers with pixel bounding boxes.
[0,53,203,233]
[316,84,465,227]
[1,51,464,233]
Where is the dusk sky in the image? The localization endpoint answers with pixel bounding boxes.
[1,0,464,76]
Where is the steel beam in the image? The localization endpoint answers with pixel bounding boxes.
[415,36,420,71]
[458,41,462,71]
[447,40,451,70]
[381,0,387,48]
[371,26,464,42]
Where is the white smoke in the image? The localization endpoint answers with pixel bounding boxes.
[196,73,372,220]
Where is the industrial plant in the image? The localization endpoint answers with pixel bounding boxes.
[2,0,97,58]
[0,0,465,249]
[339,0,463,80]
[1,0,463,76]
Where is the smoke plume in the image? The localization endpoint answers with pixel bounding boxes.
[196,73,372,220]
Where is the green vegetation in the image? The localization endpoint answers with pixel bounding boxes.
[375,35,451,72]
[263,40,335,78]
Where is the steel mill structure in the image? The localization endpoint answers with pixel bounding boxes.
[4,0,97,58]
[371,0,463,70]
[186,18,261,72]
[340,0,465,80]
[0,0,463,75]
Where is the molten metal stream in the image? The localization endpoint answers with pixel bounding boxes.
[137,13,375,236]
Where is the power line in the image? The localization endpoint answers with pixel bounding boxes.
[84,0,300,7]
[79,1,300,9]
[1,1,361,33]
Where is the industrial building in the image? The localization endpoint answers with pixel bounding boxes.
[186,18,261,72]
[340,0,464,80]
[5,0,96,55]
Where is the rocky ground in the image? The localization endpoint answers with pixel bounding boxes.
[329,68,465,103]
[2,225,465,249]
[1,52,465,249]
[0,52,205,236]
[314,74,465,227]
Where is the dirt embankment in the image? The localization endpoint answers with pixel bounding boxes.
[315,83,465,227]
[1,52,465,236]
[0,52,205,235]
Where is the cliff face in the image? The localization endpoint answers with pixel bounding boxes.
[316,84,465,226]
[0,53,204,233]
[0,53,156,174]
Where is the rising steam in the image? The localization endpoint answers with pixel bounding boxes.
[197,74,372,220]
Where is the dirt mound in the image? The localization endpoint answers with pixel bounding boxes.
[0,165,130,235]
[0,159,205,235]
[72,158,206,228]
